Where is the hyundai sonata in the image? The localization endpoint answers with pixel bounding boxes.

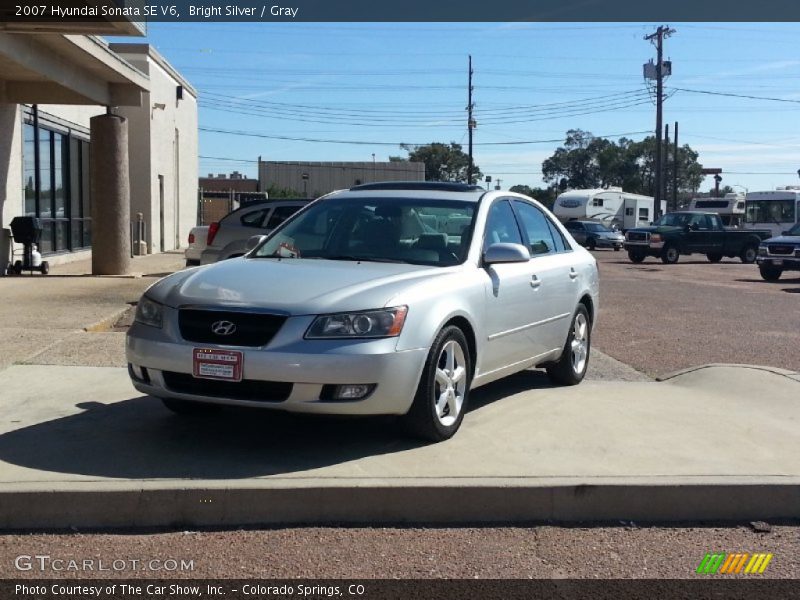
[127,182,599,441]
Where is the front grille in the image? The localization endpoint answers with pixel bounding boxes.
[627,231,648,242]
[178,309,287,347]
[767,244,795,256]
[162,371,292,402]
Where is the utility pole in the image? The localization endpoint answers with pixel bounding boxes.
[672,121,679,211]
[664,123,670,209]
[644,25,675,220]
[467,55,475,185]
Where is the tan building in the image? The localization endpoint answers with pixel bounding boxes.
[0,11,197,274]
[258,160,425,198]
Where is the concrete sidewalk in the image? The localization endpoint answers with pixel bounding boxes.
[1,251,798,528]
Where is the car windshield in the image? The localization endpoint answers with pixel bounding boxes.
[786,222,800,236]
[251,196,476,266]
[584,223,613,232]
[653,213,692,227]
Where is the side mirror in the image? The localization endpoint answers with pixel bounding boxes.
[483,242,530,265]
[245,234,268,252]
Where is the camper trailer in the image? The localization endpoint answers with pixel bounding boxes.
[553,188,664,231]
[688,193,745,227]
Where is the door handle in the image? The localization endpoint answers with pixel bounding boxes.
[530,275,542,289]
[569,267,579,280]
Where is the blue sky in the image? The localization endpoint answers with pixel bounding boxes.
[134,22,800,193]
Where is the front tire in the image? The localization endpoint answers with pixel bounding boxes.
[586,237,596,251]
[759,265,783,281]
[401,326,471,442]
[546,305,591,386]
[628,249,646,263]
[740,245,758,264]
[661,244,680,264]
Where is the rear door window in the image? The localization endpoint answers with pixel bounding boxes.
[266,205,302,229]
[240,209,269,228]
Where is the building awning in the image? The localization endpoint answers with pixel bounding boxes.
[0,33,149,106]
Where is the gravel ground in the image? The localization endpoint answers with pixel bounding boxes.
[1,525,797,579]
[590,251,800,377]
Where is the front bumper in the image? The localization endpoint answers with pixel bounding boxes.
[596,238,624,248]
[126,319,428,416]
[757,256,800,270]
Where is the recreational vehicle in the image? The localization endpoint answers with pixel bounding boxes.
[744,188,800,237]
[553,188,665,231]
[688,193,745,228]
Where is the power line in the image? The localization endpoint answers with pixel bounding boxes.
[198,128,651,147]
[671,87,800,104]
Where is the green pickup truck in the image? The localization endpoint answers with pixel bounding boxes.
[623,211,772,264]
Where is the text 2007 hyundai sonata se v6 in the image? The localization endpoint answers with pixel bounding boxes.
[127,182,599,441]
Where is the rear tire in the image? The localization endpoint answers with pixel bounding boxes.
[759,265,783,281]
[613,246,621,251]
[740,245,758,264]
[546,304,591,386]
[661,244,680,264]
[12,261,22,275]
[161,398,219,415]
[40,261,49,275]
[401,326,471,442]
[707,253,723,263]
[628,250,646,263]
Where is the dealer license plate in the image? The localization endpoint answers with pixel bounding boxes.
[772,259,784,266]
[192,348,243,381]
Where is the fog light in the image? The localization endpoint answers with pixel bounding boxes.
[335,384,374,399]
[320,384,375,401]
[128,363,150,383]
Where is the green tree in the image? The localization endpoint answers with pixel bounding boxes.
[401,142,482,183]
[509,185,558,209]
[265,184,303,199]
[541,130,704,201]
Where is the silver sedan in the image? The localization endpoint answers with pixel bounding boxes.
[127,182,599,441]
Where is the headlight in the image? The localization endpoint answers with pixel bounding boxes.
[134,296,163,328]
[650,234,662,243]
[305,306,408,339]
[758,246,768,256]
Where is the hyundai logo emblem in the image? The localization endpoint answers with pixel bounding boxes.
[211,320,237,336]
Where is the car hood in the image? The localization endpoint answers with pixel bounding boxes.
[146,257,457,315]
[763,235,800,244]
[596,231,624,239]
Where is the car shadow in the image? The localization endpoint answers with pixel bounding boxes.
[0,375,548,481]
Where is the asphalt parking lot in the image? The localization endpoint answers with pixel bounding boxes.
[591,250,800,377]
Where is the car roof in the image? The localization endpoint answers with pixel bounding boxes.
[334,181,487,203]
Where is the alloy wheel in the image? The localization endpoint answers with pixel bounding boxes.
[570,312,589,375]
[434,340,467,427]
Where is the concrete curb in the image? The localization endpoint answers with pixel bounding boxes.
[656,363,800,382]
[1,481,799,529]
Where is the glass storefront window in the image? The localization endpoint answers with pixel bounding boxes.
[21,120,92,253]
